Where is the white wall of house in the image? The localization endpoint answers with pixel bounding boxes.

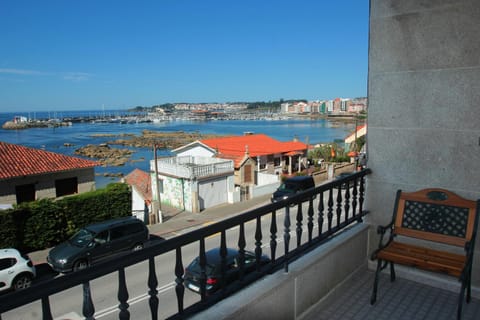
[153,173,232,212]
[174,143,215,158]
[230,187,241,204]
[130,187,147,222]
[153,173,191,211]
[197,176,228,211]
[151,156,236,212]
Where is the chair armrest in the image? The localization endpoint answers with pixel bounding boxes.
[376,220,394,236]
[465,240,471,252]
[370,221,395,260]
[464,240,476,262]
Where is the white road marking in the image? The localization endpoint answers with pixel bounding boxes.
[94,282,176,318]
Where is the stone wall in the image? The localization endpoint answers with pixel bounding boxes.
[367,0,480,286]
[0,168,95,205]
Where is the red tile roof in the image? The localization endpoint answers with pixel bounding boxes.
[200,134,307,168]
[345,124,367,141]
[201,134,307,156]
[124,168,152,201]
[0,141,98,180]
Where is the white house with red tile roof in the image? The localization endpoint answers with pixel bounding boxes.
[172,141,217,158]
[123,168,152,223]
[343,124,367,166]
[169,134,308,202]
[173,134,308,181]
[344,124,367,145]
[0,141,98,205]
[147,134,308,213]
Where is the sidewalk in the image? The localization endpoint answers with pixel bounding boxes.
[148,194,271,238]
[28,194,272,265]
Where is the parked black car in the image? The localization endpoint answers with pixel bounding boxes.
[47,217,149,273]
[271,176,315,203]
[334,172,356,189]
[184,248,270,295]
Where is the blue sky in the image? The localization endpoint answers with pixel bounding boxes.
[0,1,369,111]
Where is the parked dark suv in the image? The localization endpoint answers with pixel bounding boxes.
[47,217,149,273]
[271,175,315,203]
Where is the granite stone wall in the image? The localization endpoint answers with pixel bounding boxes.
[367,0,480,286]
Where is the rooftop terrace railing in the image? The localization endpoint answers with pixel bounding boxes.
[152,156,234,179]
[0,169,371,320]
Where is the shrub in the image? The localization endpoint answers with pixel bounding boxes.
[20,199,66,250]
[0,209,26,250]
[59,183,131,238]
[0,183,132,251]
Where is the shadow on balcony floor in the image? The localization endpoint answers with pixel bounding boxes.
[302,270,480,320]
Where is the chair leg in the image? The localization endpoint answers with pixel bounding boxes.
[457,281,466,320]
[467,282,471,303]
[467,268,472,303]
[371,259,382,305]
[390,262,396,282]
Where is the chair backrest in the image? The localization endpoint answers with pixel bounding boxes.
[392,188,479,247]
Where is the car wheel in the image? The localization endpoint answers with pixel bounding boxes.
[132,243,144,251]
[73,259,88,271]
[13,273,33,290]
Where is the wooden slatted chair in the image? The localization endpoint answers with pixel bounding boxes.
[370,188,479,320]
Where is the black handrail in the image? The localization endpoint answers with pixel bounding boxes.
[0,168,371,319]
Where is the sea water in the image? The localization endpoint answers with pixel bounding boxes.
[0,111,354,188]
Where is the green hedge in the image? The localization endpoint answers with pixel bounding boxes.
[0,183,131,252]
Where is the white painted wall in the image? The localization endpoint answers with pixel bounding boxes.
[175,144,215,158]
[252,181,281,198]
[198,176,228,210]
[257,172,280,186]
[131,187,146,222]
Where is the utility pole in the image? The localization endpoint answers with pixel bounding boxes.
[153,144,163,223]
[354,116,359,171]
[305,136,310,173]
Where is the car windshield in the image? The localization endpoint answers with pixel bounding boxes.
[69,228,95,247]
[278,182,296,192]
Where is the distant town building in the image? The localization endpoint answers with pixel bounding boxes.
[279,98,367,115]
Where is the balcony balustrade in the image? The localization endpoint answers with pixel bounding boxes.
[152,156,234,179]
[0,169,370,320]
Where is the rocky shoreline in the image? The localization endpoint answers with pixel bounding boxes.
[2,120,72,129]
[74,130,222,172]
[102,130,220,149]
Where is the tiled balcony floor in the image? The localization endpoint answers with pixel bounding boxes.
[301,269,480,320]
